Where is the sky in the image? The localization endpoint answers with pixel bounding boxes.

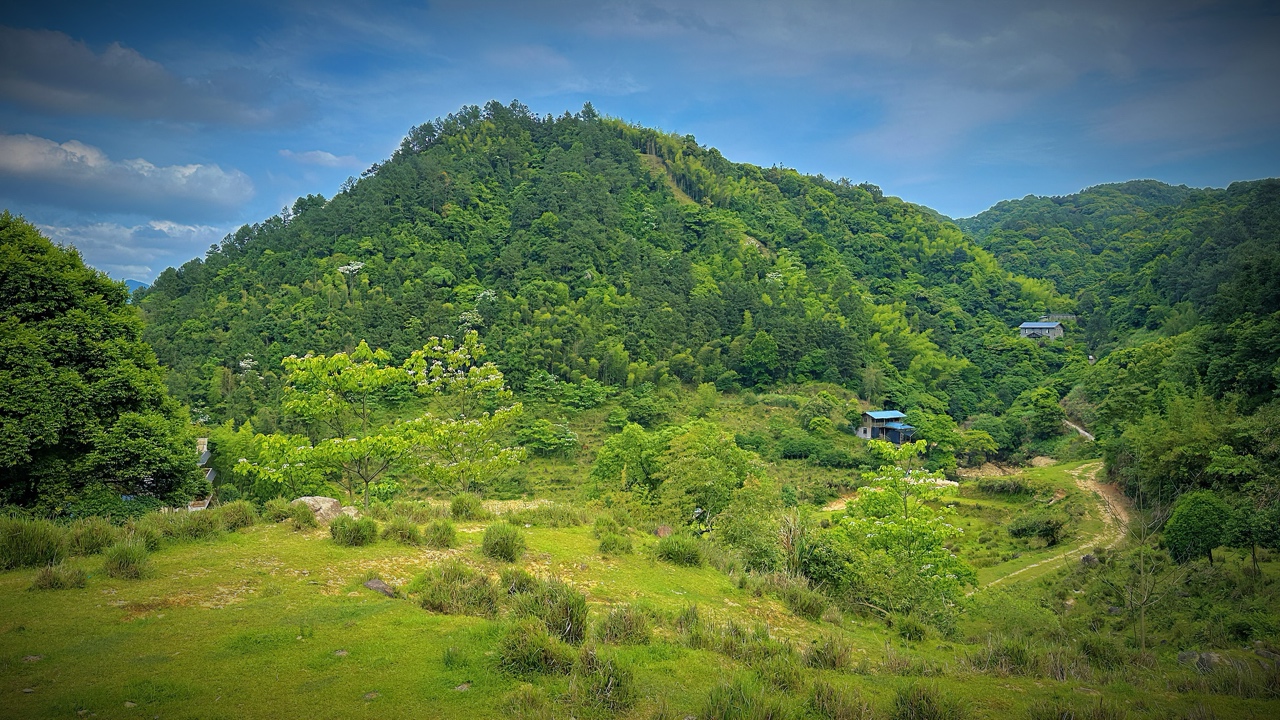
[2,0,1279,282]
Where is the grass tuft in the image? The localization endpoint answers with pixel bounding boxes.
[217,500,258,530]
[482,521,526,562]
[0,517,68,569]
[379,515,420,545]
[103,539,151,579]
[511,576,589,644]
[805,634,853,670]
[451,493,489,521]
[810,680,874,720]
[423,519,456,549]
[30,563,88,590]
[597,604,652,645]
[598,532,633,555]
[891,684,966,720]
[411,560,500,617]
[68,516,119,556]
[330,515,378,546]
[262,497,292,522]
[656,533,703,566]
[569,643,636,712]
[701,676,790,720]
[500,567,539,595]
[288,502,318,530]
[497,618,575,675]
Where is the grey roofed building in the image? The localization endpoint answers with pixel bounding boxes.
[1018,321,1063,340]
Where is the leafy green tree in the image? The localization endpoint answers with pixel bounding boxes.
[833,440,975,616]
[689,382,719,418]
[654,421,763,530]
[741,330,779,387]
[0,213,200,512]
[1225,478,1280,574]
[1163,490,1231,564]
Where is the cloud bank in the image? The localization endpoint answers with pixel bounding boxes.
[0,132,253,218]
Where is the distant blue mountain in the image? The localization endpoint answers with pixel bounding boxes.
[124,279,148,293]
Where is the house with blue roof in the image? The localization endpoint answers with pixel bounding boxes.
[1018,321,1063,340]
[856,410,916,444]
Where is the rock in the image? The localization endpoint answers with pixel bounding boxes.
[1080,554,1099,567]
[1256,648,1280,662]
[1106,606,1123,615]
[363,578,395,597]
[363,692,379,701]
[340,506,360,519]
[334,650,348,657]
[291,496,342,522]
[22,655,42,663]
[124,702,136,708]
[454,683,470,691]
[655,525,673,538]
[1195,652,1225,674]
[1177,651,1200,666]
[22,688,34,693]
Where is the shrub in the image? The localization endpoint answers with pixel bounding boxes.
[894,614,929,642]
[423,519,456,549]
[30,563,88,590]
[592,514,621,538]
[262,497,292,522]
[288,502,318,530]
[569,643,635,712]
[412,560,501,617]
[598,532,633,555]
[330,515,378,546]
[217,500,258,531]
[451,493,488,521]
[103,540,150,579]
[596,604,651,645]
[512,577,589,644]
[0,517,67,569]
[976,477,1031,495]
[500,567,539,595]
[1079,635,1125,670]
[390,499,448,523]
[483,522,527,562]
[657,534,703,567]
[701,677,788,720]
[497,619,575,675]
[380,516,420,545]
[806,634,853,670]
[175,510,224,540]
[891,684,965,720]
[1008,512,1067,546]
[811,680,874,720]
[68,516,119,556]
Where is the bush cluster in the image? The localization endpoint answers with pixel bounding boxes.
[103,540,150,579]
[68,517,119,556]
[412,560,501,617]
[423,519,456,549]
[380,516,421,545]
[0,517,67,569]
[511,577,589,644]
[217,500,258,530]
[598,532,633,555]
[596,604,651,645]
[451,493,488,521]
[30,563,88,591]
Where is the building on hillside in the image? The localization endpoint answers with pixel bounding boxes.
[188,438,215,512]
[1019,321,1064,340]
[856,410,916,444]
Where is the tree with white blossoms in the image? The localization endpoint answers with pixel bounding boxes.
[836,440,975,617]
[236,332,522,507]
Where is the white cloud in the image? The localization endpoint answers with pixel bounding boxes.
[36,219,233,282]
[279,149,361,167]
[0,132,253,217]
[0,25,306,125]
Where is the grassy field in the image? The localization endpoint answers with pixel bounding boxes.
[3,479,1278,720]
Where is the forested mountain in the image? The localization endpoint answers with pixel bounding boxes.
[961,181,1280,507]
[137,101,1074,438]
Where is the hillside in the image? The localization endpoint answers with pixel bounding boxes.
[137,101,1073,436]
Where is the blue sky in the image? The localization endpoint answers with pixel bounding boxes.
[2,0,1278,282]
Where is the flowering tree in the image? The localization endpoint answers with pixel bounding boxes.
[836,440,975,616]
[237,333,522,506]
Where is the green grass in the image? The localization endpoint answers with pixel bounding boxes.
[2,476,1278,719]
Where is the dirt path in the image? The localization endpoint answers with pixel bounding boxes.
[983,461,1128,589]
[1064,419,1095,441]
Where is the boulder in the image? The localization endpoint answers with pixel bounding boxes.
[1177,650,1200,666]
[340,505,360,519]
[1080,554,1099,567]
[363,578,395,597]
[291,496,342,522]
